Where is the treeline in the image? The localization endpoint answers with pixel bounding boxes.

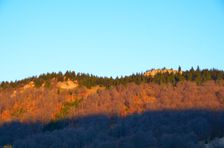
[0,67,224,89]
[153,67,224,85]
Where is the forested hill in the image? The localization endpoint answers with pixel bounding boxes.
[1,67,224,147]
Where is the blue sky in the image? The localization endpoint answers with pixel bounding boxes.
[0,0,224,81]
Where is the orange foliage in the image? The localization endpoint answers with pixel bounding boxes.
[0,81,224,124]
[1,110,12,122]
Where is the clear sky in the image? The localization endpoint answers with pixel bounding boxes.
[0,0,224,81]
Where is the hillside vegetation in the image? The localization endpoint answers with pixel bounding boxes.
[1,67,224,89]
[0,67,224,147]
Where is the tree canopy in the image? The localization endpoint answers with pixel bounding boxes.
[0,67,224,89]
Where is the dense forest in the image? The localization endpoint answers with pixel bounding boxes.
[0,67,224,148]
[1,66,224,89]
[1,110,224,148]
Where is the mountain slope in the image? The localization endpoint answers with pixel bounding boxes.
[1,69,224,147]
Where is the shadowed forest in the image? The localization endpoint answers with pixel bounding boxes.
[0,68,224,147]
[1,110,224,148]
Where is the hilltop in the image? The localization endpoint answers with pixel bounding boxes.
[1,67,224,89]
[0,67,224,147]
[1,67,224,123]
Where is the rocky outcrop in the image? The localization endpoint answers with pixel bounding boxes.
[144,68,182,77]
[57,80,78,90]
